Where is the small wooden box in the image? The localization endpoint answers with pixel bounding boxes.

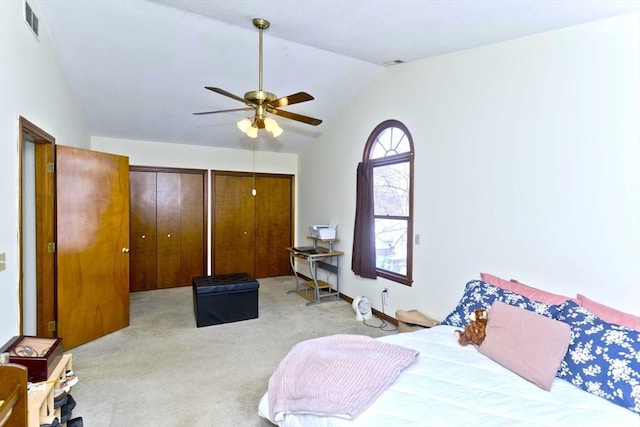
[0,336,63,382]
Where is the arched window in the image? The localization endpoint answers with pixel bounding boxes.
[363,120,414,285]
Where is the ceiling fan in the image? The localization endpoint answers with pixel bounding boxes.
[194,18,322,138]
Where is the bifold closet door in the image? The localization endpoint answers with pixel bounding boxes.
[213,174,256,276]
[129,171,157,291]
[156,172,181,288]
[254,175,293,278]
[129,168,206,291]
[178,173,205,286]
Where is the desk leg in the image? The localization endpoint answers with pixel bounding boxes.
[335,256,340,301]
[286,252,303,295]
[306,258,321,306]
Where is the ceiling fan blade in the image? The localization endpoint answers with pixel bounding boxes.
[205,87,255,106]
[267,108,323,126]
[193,107,253,116]
[267,92,314,108]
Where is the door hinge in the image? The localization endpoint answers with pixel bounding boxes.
[48,320,56,332]
[47,242,56,253]
[46,162,55,173]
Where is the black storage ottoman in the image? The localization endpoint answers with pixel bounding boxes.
[192,273,260,327]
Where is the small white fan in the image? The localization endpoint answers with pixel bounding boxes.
[352,296,372,321]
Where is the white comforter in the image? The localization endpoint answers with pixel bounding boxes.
[258,325,640,426]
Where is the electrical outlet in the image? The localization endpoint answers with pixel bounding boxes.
[382,288,389,306]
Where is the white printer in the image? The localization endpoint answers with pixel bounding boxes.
[308,221,338,239]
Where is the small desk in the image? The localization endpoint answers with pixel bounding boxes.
[287,239,343,306]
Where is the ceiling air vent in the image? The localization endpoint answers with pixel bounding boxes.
[24,0,39,39]
[384,59,406,66]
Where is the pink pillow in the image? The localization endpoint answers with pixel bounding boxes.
[478,301,571,391]
[480,273,570,305]
[577,294,640,331]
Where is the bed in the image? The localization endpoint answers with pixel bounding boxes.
[258,277,640,426]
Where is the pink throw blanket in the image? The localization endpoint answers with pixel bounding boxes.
[268,334,419,421]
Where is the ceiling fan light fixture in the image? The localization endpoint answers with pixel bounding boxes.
[237,118,252,133]
[270,125,283,138]
[246,125,259,139]
[264,117,283,137]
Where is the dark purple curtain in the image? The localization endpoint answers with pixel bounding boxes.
[352,161,377,279]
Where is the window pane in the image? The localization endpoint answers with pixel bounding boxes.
[375,218,407,275]
[373,162,409,216]
[371,127,411,159]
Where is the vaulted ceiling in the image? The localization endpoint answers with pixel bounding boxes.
[36,0,638,153]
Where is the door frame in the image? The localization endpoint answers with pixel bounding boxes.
[18,116,56,337]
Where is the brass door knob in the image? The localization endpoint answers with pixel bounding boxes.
[121,248,130,253]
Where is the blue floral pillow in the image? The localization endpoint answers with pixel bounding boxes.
[556,300,640,414]
[441,280,562,327]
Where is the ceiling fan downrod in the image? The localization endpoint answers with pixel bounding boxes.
[244,18,276,105]
[254,18,269,92]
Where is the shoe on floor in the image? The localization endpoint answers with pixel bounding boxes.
[58,378,70,393]
[67,417,83,427]
[65,394,77,412]
[53,389,67,409]
[39,417,61,427]
[65,369,79,387]
[60,403,72,423]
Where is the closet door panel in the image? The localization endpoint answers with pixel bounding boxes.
[254,175,293,278]
[179,173,205,285]
[156,172,181,288]
[213,174,255,276]
[129,171,158,291]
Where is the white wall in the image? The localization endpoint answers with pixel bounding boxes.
[298,13,640,319]
[0,0,90,344]
[91,136,297,175]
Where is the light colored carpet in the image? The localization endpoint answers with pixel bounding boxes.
[66,276,396,426]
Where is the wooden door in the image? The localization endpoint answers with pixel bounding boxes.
[254,175,293,278]
[213,173,255,276]
[156,173,181,288]
[56,146,130,349]
[129,171,157,292]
